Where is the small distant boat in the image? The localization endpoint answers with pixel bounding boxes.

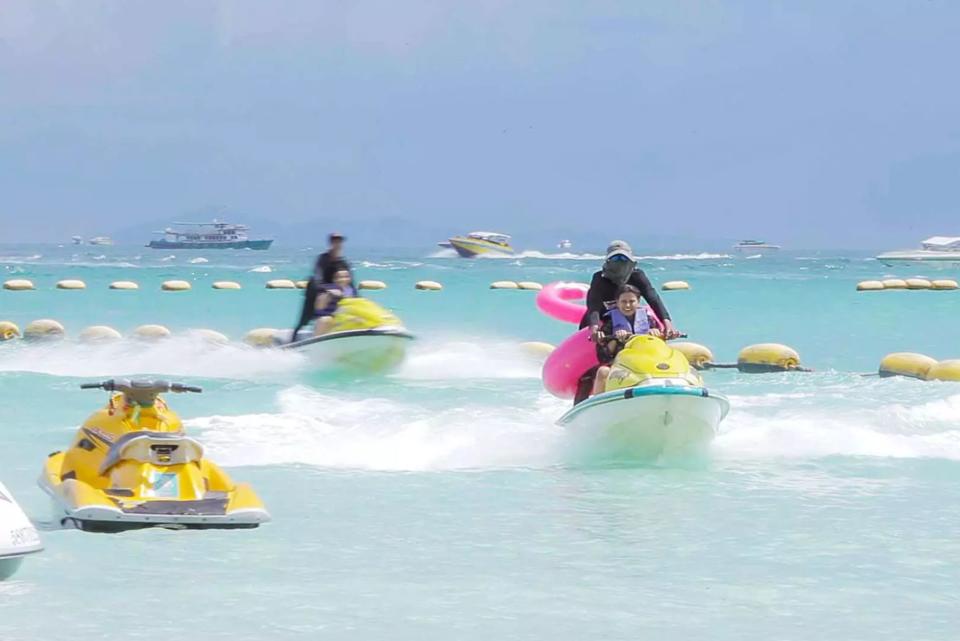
[557,240,572,250]
[88,236,113,246]
[876,237,960,265]
[71,235,83,245]
[446,231,514,258]
[147,221,273,250]
[733,240,780,254]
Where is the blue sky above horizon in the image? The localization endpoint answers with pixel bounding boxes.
[1,1,959,248]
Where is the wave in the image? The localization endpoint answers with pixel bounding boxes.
[0,336,304,380]
[249,265,273,273]
[395,338,544,381]
[191,385,566,470]
[715,390,960,461]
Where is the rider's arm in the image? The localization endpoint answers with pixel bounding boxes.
[580,272,608,328]
[631,270,671,321]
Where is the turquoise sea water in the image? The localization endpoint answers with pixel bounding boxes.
[2,244,960,639]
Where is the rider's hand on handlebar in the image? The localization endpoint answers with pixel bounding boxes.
[662,319,682,340]
[614,329,630,341]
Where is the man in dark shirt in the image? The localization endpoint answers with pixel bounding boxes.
[573,240,680,404]
[578,240,677,337]
[292,233,350,340]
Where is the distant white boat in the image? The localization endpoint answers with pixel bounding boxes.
[733,240,780,255]
[88,236,113,246]
[877,236,960,265]
[71,235,83,245]
[557,240,572,250]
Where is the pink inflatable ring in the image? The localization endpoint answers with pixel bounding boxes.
[535,282,589,324]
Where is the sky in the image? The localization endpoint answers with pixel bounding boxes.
[1,1,959,248]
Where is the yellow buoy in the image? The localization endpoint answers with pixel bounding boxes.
[3,279,35,291]
[190,329,230,346]
[926,360,960,382]
[856,280,885,291]
[56,279,86,290]
[517,281,543,291]
[662,281,691,291]
[243,328,278,348]
[0,321,21,341]
[295,280,309,289]
[882,278,907,289]
[519,341,555,360]
[878,352,937,379]
[266,279,296,289]
[212,281,242,290]
[359,280,387,290]
[932,279,959,290]
[490,281,519,290]
[415,280,443,291]
[161,280,191,291]
[737,343,803,373]
[110,280,139,290]
[673,342,715,369]
[906,278,932,290]
[23,319,65,341]
[132,324,172,341]
[78,325,122,343]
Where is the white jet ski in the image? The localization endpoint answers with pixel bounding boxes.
[0,481,43,580]
[558,335,730,459]
[278,298,414,373]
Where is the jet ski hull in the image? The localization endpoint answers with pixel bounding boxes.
[39,452,270,533]
[281,328,414,372]
[0,481,43,580]
[558,386,730,459]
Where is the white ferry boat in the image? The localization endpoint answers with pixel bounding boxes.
[876,237,960,265]
[733,240,780,255]
[148,221,273,250]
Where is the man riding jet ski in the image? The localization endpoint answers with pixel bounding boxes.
[573,240,681,403]
[279,266,414,373]
[558,285,729,459]
[39,379,270,532]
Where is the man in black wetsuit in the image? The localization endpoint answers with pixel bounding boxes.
[292,232,350,340]
[573,240,680,403]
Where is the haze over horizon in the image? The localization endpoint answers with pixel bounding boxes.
[2,1,958,249]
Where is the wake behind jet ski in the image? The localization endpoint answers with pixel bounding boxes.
[39,379,269,532]
[0,481,43,580]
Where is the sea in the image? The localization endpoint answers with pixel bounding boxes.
[1,243,958,640]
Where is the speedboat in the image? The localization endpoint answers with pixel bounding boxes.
[39,379,270,532]
[447,231,514,258]
[0,482,43,580]
[876,237,960,265]
[733,239,780,254]
[278,297,414,372]
[558,335,729,459]
[557,239,572,250]
[88,236,114,246]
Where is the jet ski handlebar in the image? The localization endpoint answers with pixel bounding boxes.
[80,379,203,394]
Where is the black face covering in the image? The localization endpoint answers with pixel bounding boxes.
[602,259,636,285]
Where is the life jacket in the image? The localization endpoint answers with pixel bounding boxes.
[607,307,651,335]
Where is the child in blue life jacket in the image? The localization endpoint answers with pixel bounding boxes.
[590,284,662,396]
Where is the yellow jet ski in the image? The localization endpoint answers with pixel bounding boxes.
[558,335,730,459]
[279,297,414,372]
[39,379,270,532]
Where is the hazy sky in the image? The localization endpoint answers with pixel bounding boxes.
[1,1,958,247]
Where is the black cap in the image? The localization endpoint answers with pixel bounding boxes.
[329,232,346,242]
